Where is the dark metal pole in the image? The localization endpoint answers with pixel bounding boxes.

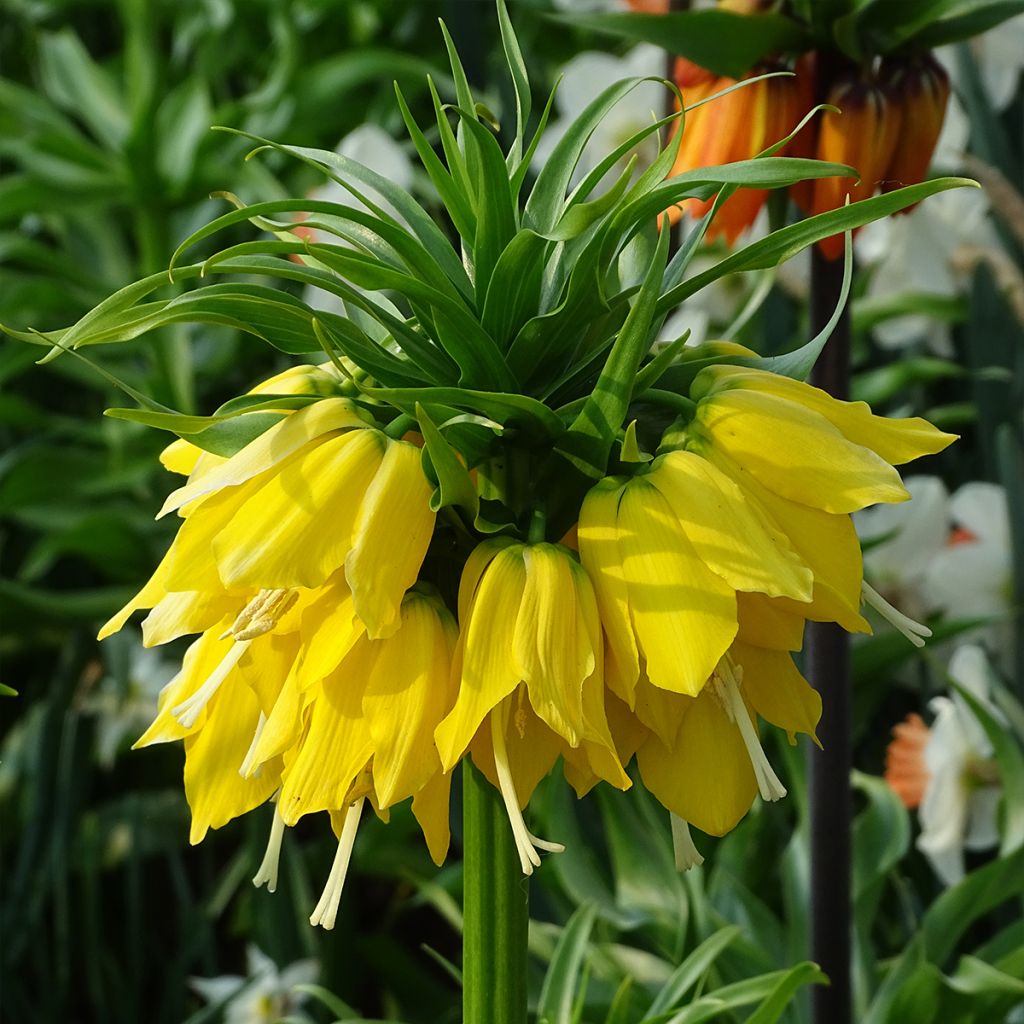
[808,250,852,1024]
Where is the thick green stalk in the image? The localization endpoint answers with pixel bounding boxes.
[462,759,528,1024]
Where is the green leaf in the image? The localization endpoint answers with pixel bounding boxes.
[902,0,1024,49]
[525,77,663,234]
[656,178,977,314]
[480,230,548,348]
[36,29,129,150]
[646,927,743,1015]
[745,962,830,1024]
[0,683,17,697]
[451,108,520,301]
[558,11,810,78]
[497,0,531,168]
[851,771,910,930]
[645,963,827,1024]
[394,84,476,242]
[415,403,479,521]
[559,219,670,477]
[536,904,598,1024]
[217,128,472,295]
[363,386,564,441]
[154,78,211,189]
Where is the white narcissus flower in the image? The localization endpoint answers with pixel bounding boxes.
[190,945,318,1024]
[855,186,1000,355]
[856,475,951,623]
[885,645,1003,886]
[857,478,1013,666]
[924,482,1014,664]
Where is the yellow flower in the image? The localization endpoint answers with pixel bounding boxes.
[434,538,628,873]
[129,575,457,929]
[682,365,957,636]
[103,396,436,641]
[577,453,813,702]
[636,636,821,838]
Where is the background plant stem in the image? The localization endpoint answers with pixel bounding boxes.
[808,248,852,1024]
[462,759,529,1024]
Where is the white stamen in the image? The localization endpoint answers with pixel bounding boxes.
[670,814,704,872]
[861,581,932,648]
[718,664,787,803]
[252,803,286,893]
[491,710,563,876]
[309,798,363,930]
[239,712,267,779]
[171,639,251,729]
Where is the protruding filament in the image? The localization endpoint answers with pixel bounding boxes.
[862,581,932,648]
[172,639,251,729]
[717,660,787,803]
[490,707,564,876]
[309,798,364,930]
[670,814,704,872]
[239,712,267,779]
[252,802,286,894]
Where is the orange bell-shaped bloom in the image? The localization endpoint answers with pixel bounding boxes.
[879,53,950,196]
[668,59,806,243]
[801,69,902,259]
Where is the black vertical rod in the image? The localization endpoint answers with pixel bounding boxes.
[808,250,852,1024]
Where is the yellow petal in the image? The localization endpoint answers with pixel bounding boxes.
[412,768,453,866]
[363,594,457,808]
[160,438,203,476]
[650,450,813,601]
[470,692,562,810]
[212,429,385,590]
[706,450,869,633]
[637,690,757,836]
[434,547,527,770]
[458,537,516,624]
[238,632,301,714]
[290,580,365,690]
[184,670,281,844]
[699,366,957,465]
[277,643,375,825]
[693,389,909,513]
[516,545,591,746]
[141,589,240,646]
[159,398,368,517]
[734,642,822,746]
[245,664,307,770]
[735,592,806,652]
[578,479,639,704]
[134,622,235,747]
[633,675,688,747]
[346,440,436,639]
[618,482,737,696]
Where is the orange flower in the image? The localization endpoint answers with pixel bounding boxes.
[884,711,931,809]
[879,54,950,197]
[668,59,806,242]
[800,68,902,259]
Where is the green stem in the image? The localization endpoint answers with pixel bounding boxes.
[462,759,528,1024]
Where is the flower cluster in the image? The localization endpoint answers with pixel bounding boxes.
[665,1,950,255]
[103,357,954,922]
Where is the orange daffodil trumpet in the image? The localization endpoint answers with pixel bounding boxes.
[30,1,971,930]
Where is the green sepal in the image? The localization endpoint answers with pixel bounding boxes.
[415,402,480,522]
